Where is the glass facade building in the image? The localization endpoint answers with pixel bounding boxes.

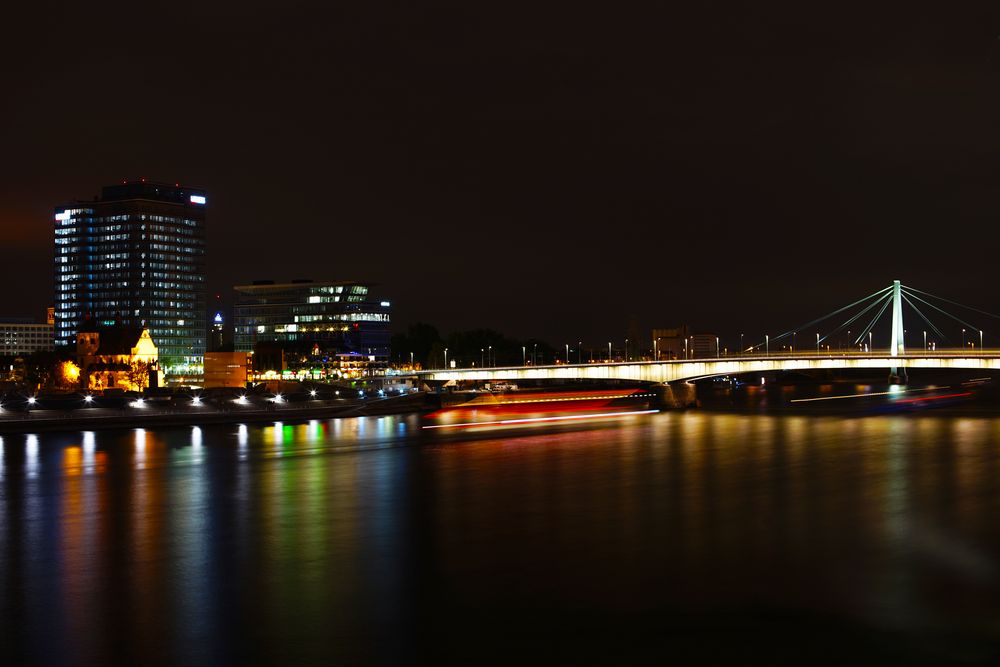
[54,181,207,381]
[233,280,390,376]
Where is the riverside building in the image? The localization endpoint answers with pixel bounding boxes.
[53,180,207,383]
[233,279,390,380]
[0,317,54,356]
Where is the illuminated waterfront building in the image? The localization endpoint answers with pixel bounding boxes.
[53,180,207,382]
[233,279,390,380]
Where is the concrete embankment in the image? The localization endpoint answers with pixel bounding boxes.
[0,393,431,435]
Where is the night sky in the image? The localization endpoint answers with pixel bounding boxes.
[3,3,999,346]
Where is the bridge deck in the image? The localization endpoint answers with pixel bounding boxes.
[418,351,1000,384]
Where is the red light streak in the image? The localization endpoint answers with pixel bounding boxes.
[892,391,972,405]
[422,409,659,430]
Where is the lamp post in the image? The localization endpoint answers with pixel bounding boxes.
[533,343,537,365]
[792,331,796,352]
[653,338,659,361]
[565,343,569,364]
[962,329,966,349]
[868,331,872,353]
[684,338,689,359]
[481,348,484,368]
[816,332,820,353]
[716,336,719,358]
[488,345,493,367]
[521,346,526,366]
[625,338,629,362]
[740,333,744,355]
[410,351,414,368]
[923,331,927,351]
[980,330,984,353]
[444,348,449,369]
[608,341,612,362]
[765,334,769,355]
[578,341,582,364]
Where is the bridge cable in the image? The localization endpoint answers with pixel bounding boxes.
[818,291,893,346]
[901,289,980,336]
[854,293,892,346]
[900,293,946,342]
[751,285,893,349]
[903,285,1000,322]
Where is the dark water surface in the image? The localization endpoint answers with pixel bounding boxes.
[3,412,1000,664]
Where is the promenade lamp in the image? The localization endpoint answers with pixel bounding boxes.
[868,331,872,353]
[481,348,484,368]
[608,341,612,362]
[923,331,927,351]
[521,346,526,366]
[792,331,796,352]
[962,329,966,348]
[578,341,582,364]
[765,334,769,355]
[444,348,449,368]
[981,330,984,352]
[410,351,414,368]
[716,336,719,357]
[565,343,570,364]
[684,338,689,359]
[533,343,537,365]
[489,345,493,367]
[625,338,629,362]
[816,332,820,353]
[740,333,744,354]
[654,338,659,361]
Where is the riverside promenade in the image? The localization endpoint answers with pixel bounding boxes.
[0,392,428,434]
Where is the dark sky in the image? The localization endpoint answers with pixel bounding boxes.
[2,2,999,348]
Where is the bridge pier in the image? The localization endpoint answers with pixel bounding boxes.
[654,382,698,409]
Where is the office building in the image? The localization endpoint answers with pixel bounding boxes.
[54,180,207,382]
[234,279,390,379]
[0,318,54,356]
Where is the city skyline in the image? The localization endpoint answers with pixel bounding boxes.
[2,4,999,344]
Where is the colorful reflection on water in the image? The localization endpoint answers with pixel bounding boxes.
[1,412,1000,663]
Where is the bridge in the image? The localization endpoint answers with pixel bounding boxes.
[417,351,1000,384]
[417,280,1000,385]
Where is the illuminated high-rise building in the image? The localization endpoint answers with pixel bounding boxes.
[53,180,207,381]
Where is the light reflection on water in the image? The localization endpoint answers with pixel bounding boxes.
[1,412,1000,663]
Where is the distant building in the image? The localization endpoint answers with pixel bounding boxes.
[233,279,390,380]
[54,180,206,382]
[76,322,160,391]
[203,351,251,389]
[689,333,719,359]
[211,311,225,351]
[0,318,54,356]
[652,326,689,360]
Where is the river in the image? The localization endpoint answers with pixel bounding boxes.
[2,410,1000,664]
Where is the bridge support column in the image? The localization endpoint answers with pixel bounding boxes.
[654,383,697,409]
[889,279,907,383]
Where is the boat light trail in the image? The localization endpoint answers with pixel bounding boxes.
[422,409,659,430]
[790,386,944,403]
